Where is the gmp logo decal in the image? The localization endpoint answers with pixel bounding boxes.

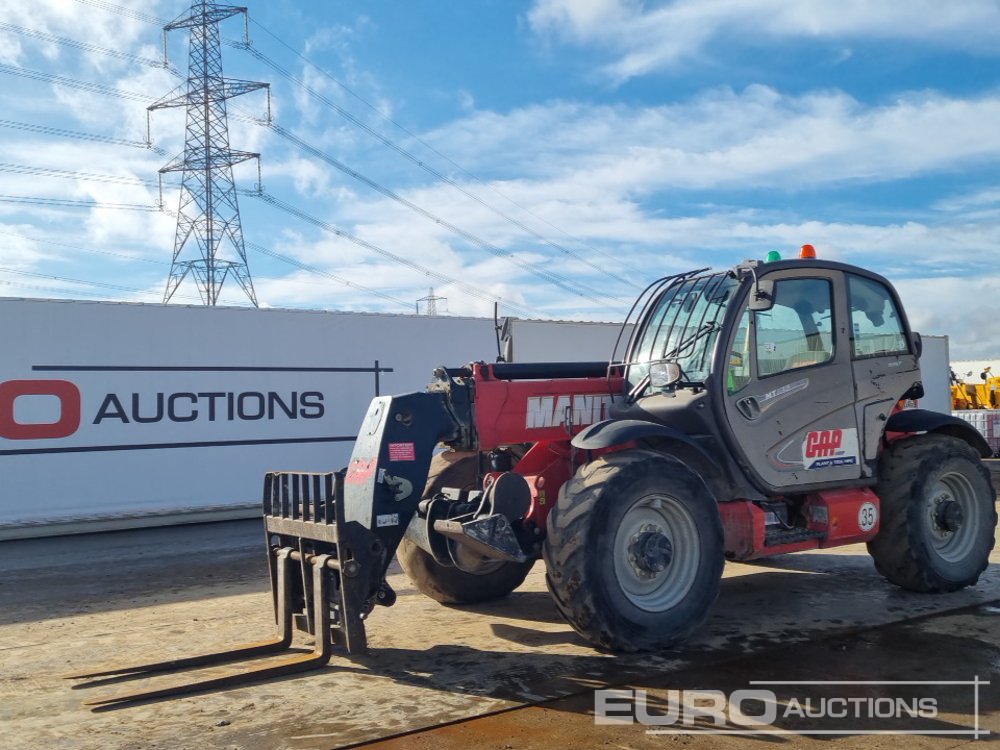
[802,427,859,470]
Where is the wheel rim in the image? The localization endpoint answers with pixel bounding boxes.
[925,470,981,564]
[437,454,507,576]
[448,542,506,575]
[612,492,700,612]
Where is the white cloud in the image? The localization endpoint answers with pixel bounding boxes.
[292,19,393,131]
[0,224,60,268]
[246,77,1000,324]
[894,276,1000,359]
[933,187,1000,214]
[527,0,1000,81]
[0,29,23,64]
[1,0,997,363]
[456,89,476,112]
[0,0,154,64]
[417,86,1000,194]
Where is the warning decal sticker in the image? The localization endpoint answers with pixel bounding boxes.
[388,442,416,462]
[802,428,859,470]
[345,457,377,484]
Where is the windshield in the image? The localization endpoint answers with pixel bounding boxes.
[626,271,740,388]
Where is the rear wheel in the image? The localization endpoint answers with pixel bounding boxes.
[396,451,535,604]
[544,449,724,652]
[868,434,997,592]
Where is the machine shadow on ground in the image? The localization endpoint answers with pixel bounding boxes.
[72,563,984,715]
[349,603,1000,750]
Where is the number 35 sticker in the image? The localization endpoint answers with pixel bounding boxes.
[858,501,878,532]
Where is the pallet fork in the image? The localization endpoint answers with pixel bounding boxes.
[67,471,385,709]
[67,389,480,708]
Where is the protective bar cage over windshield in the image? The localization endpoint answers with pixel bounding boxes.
[623,269,740,390]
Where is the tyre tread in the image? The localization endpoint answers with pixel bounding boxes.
[868,435,997,592]
[544,449,723,652]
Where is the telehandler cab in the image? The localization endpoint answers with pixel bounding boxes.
[71,248,997,706]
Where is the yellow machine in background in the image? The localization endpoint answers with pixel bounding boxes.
[952,366,1000,410]
[951,364,1000,457]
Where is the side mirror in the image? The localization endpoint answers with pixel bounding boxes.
[910,331,923,359]
[649,361,682,389]
[749,279,775,311]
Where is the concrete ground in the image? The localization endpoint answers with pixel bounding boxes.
[0,506,998,749]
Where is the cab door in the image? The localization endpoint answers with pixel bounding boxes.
[846,273,921,477]
[721,268,862,491]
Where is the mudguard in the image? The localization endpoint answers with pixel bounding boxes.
[571,418,711,459]
[887,408,993,458]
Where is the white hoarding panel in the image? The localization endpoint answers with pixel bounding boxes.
[0,299,621,535]
[509,319,627,363]
[918,335,950,414]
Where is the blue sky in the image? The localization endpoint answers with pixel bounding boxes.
[1,1,1000,357]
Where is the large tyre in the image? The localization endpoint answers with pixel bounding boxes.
[868,434,997,592]
[544,449,724,652]
[396,451,535,604]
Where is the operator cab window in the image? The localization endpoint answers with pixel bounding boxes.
[755,278,834,378]
[726,308,752,394]
[847,275,908,359]
[628,272,738,389]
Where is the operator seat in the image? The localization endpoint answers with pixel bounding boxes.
[784,350,831,370]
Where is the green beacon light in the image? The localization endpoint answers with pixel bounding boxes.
[765,250,782,263]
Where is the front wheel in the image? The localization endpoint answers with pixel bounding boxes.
[397,451,535,604]
[868,434,997,592]
[544,449,724,652]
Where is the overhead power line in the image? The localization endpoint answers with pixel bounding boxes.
[241,19,648,282]
[0,21,181,75]
[71,0,167,26]
[0,119,167,155]
[73,0,642,295]
[0,194,161,211]
[251,190,542,318]
[0,64,268,126]
[245,241,412,310]
[231,38,640,290]
[0,62,150,102]
[0,227,413,310]
[265,122,621,307]
[3,59,551,309]
[0,265,231,303]
[32,0,614,317]
[0,228,168,267]
[0,192,531,316]
[0,162,159,188]
[0,279,140,300]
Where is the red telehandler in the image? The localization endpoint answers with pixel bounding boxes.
[71,250,997,707]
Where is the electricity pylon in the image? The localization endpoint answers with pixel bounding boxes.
[150,0,269,306]
[416,287,447,315]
